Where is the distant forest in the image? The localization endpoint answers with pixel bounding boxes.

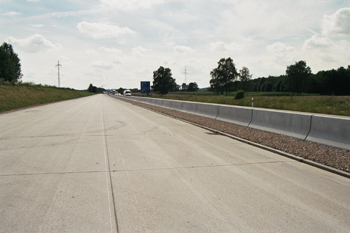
[232,65,350,95]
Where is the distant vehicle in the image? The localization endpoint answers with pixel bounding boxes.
[123,90,131,96]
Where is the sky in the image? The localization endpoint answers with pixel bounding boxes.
[1,0,350,90]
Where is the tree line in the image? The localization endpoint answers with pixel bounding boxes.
[209,58,350,96]
[243,65,350,95]
[152,59,350,96]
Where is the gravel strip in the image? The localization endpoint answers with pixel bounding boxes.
[119,97,350,174]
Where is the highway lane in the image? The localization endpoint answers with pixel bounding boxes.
[0,94,349,232]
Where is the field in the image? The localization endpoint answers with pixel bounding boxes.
[135,92,350,117]
[0,85,93,112]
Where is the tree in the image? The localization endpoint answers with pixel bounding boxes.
[152,66,177,95]
[0,42,22,84]
[88,83,94,92]
[239,67,252,91]
[234,90,245,99]
[187,82,199,92]
[286,61,311,95]
[172,83,180,91]
[209,57,238,95]
[181,83,188,91]
[87,83,104,93]
[117,87,125,94]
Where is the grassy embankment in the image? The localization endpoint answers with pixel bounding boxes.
[0,85,93,112]
[136,92,350,117]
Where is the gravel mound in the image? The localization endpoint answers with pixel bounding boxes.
[121,98,350,174]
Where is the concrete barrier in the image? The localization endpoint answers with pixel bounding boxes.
[181,101,198,115]
[136,97,150,104]
[156,99,164,106]
[216,105,253,126]
[143,98,152,104]
[137,97,148,103]
[248,109,312,140]
[306,115,350,150]
[162,99,171,108]
[147,98,156,105]
[169,100,183,111]
[148,98,161,106]
[121,96,350,150]
[195,103,219,119]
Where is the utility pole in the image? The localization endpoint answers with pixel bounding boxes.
[182,66,188,84]
[55,61,62,87]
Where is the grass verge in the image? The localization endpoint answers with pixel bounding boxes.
[0,85,93,112]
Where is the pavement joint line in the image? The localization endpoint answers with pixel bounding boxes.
[0,162,296,177]
[0,170,106,177]
[109,161,297,173]
[121,97,350,180]
[102,104,120,233]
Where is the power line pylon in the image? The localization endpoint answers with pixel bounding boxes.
[182,66,189,84]
[55,61,62,87]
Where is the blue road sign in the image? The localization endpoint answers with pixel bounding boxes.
[141,81,151,94]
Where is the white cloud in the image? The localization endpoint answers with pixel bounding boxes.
[98,47,123,54]
[26,0,40,2]
[60,56,74,65]
[267,42,295,54]
[2,12,21,16]
[303,35,333,50]
[6,34,60,53]
[301,36,350,69]
[91,61,114,70]
[166,11,198,22]
[267,42,296,64]
[149,20,176,31]
[209,42,240,52]
[112,59,122,65]
[77,21,136,39]
[31,24,44,28]
[85,49,99,55]
[132,46,150,56]
[52,9,100,18]
[100,0,164,11]
[174,45,193,55]
[322,7,350,37]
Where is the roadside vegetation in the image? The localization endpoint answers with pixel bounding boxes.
[137,57,350,116]
[0,84,93,112]
[134,92,350,117]
[2,41,350,116]
[0,42,95,112]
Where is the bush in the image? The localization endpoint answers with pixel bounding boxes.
[234,90,245,99]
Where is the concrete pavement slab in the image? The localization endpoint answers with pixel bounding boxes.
[0,94,349,232]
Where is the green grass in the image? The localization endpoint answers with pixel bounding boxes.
[169,91,318,97]
[0,85,93,112]
[140,92,350,116]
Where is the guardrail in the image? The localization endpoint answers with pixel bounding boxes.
[121,96,350,151]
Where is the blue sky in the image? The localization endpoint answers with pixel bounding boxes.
[1,0,349,90]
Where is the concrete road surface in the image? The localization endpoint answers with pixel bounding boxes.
[0,94,349,233]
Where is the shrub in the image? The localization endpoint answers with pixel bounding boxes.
[234,90,245,99]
